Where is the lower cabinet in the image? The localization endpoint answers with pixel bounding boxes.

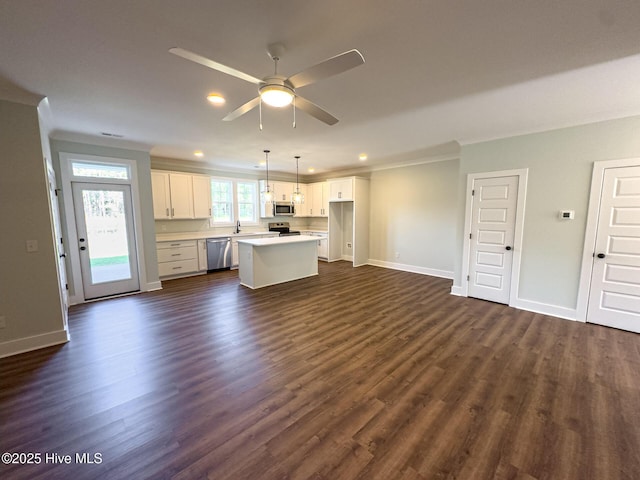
[301,231,328,260]
[232,238,239,268]
[197,239,208,271]
[157,240,199,277]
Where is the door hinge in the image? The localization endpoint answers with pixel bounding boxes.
[467,275,470,281]
[469,233,472,239]
[471,189,475,196]
[65,283,69,290]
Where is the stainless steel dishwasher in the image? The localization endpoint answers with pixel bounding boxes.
[206,237,232,272]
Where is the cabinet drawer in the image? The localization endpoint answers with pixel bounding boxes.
[157,245,197,262]
[158,258,199,277]
[157,240,197,249]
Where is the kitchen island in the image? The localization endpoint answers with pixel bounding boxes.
[237,235,319,289]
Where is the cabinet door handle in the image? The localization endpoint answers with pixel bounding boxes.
[171,254,181,257]
[171,208,175,217]
[166,208,169,217]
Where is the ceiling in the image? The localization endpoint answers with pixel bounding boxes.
[2,0,640,176]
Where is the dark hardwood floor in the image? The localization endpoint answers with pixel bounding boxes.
[1,261,639,479]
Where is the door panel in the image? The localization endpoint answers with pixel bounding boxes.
[468,176,518,304]
[587,165,640,332]
[72,182,140,300]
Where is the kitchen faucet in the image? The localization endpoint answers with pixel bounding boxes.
[234,220,241,234]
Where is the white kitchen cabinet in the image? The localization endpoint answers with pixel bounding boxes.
[293,184,309,217]
[258,180,275,218]
[157,240,199,277]
[328,177,353,202]
[272,181,294,202]
[316,233,328,259]
[197,239,208,271]
[168,172,194,219]
[152,170,211,220]
[192,175,212,218]
[231,238,239,268]
[151,171,172,219]
[310,182,328,217]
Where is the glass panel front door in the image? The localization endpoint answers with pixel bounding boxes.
[72,182,140,299]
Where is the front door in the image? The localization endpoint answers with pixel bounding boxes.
[468,176,519,304]
[72,182,140,300]
[587,165,640,333]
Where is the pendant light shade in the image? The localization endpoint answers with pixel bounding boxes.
[261,149,273,204]
[292,155,304,205]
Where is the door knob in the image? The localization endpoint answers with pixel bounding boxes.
[59,253,66,258]
[505,246,512,251]
[597,253,606,259]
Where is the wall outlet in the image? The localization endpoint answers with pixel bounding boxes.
[346,242,352,249]
[0,316,6,329]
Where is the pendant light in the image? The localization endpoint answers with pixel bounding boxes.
[292,155,304,205]
[261,149,274,204]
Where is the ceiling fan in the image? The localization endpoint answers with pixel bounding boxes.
[169,43,364,126]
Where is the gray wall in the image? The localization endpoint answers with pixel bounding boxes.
[369,159,460,275]
[0,99,65,347]
[50,140,159,297]
[455,115,640,309]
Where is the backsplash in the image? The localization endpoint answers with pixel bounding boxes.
[155,216,328,235]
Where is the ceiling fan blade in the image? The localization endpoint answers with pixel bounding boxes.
[222,97,261,121]
[169,47,263,85]
[287,49,365,89]
[295,96,339,125]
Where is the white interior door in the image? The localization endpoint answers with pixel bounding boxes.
[468,176,518,304]
[587,165,640,333]
[47,164,69,327]
[72,182,140,300]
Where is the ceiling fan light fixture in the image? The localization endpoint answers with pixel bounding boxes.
[260,84,294,108]
[207,93,225,105]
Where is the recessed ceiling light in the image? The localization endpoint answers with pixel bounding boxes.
[308,167,315,173]
[359,153,368,161]
[207,93,225,105]
[194,150,204,157]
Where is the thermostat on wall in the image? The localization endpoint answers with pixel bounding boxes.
[559,210,575,220]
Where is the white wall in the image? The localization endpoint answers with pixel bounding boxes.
[0,99,67,356]
[455,115,640,310]
[368,159,460,277]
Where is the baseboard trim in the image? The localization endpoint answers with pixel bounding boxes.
[511,298,580,322]
[145,281,162,292]
[367,259,454,279]
[450,285,464,296]
[0,329,70,359]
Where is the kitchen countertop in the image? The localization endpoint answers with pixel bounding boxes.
[156,229,327,242]
[236,235,319,247]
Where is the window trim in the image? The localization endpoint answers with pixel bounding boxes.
[209,177,259,227]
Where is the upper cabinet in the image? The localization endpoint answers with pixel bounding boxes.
[272,181,294,203]
[191,174,212,218]
[309,182,328,217]
[328,177,354,202]
[151,171,211,220]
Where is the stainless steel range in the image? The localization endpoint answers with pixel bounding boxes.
[268,222,301,236]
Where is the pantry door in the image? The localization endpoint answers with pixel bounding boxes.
[72,182,140,300]
[587,165,640,333]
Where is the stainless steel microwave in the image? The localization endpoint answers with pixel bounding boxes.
[273,202,295,216]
